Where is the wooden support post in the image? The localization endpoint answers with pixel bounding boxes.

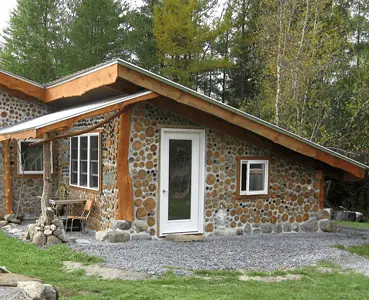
[116,107,134,221]
[40,133,52,214]
[4,139,12,214]
[316,170,324,209]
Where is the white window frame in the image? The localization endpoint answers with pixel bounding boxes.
[17,139,53,175]
[239,159,269,196]
[69,133,100,191]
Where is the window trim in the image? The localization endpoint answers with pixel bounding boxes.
[236,156,270,199]
[15,139,54,177]
[69,132,101,192]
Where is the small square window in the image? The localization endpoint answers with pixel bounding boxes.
[17,140,53,175]
[239,159,269,196]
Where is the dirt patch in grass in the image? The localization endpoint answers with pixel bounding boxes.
[63,261,151,280]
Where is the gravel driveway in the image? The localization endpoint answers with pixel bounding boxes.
[69,227,369,275]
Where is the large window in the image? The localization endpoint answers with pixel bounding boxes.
[70,133,100,190]
[17,139,53,175]
[238,158,269,196]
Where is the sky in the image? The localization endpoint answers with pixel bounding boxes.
[0,0,17,33]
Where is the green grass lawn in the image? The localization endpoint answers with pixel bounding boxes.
[1,231,369,299]
[337,221,369,229]
[335,243,369,260]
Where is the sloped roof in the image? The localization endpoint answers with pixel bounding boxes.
[0,91,157,141]
[0,59,367,179]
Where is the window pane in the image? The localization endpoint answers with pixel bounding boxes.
[249,163,265,191]
[90,136,98,160]
[241,162,247,191]
[90,175,99,188]
[168,139,192,220]
[21,143,43,172]
[90,161,98,176]
[71,137,78,159]
[71,172,78,184]
[80,136,88,160]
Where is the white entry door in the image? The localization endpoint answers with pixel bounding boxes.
[159,128,205,236]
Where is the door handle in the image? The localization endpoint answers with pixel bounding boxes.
[163,189,167,193]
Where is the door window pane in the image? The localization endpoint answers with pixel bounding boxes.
[168,139,192,220]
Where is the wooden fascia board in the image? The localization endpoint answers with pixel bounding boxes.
[118,65,365,179]
[0,72,44,100]
[43,64,119,103]
[0,129,37,142]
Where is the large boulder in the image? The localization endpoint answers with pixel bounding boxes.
[113,220,132,231]
[132,221,148,232]
[131,232,151,241]
[282,223,291,232]
[315,209,330,220]
[0,220,8,227]
[274,224,282,233]
[319,220,337,232]
[261,224,273,234]
[300,218,318,232]
[47,235,62,246]
[4,214,15,222]
[96,229,130,243]
[17,281,58,300]
[33,232,47,246]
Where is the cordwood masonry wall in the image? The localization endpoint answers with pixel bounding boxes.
[0,88,53,217]
[56,101,322,236]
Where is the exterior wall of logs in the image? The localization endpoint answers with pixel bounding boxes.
[56,101,323,237]
[0,88,52,217]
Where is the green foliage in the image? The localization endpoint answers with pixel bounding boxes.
[65,0,128,73]
[0,0,65,82]
[153,0,230,88]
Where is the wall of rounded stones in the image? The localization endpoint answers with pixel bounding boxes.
[54,101,321,237]
[0,88,53,217]
[128,103,321,237]
[55,113,120,231]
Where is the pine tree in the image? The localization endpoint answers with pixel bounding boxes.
[66,0,127,72]
[0,0,64,83]
[153,0,229,89]
[126,0,162,71]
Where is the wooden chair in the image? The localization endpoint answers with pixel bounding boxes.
[67,199,93,233]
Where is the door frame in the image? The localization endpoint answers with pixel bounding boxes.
[159,128,205,236]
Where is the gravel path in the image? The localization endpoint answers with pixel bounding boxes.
[69,227,369,275]
[3,222,369,276]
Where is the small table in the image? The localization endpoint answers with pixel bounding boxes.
[48,198,86,217]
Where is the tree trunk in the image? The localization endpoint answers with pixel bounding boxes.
[40,133,52,214]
